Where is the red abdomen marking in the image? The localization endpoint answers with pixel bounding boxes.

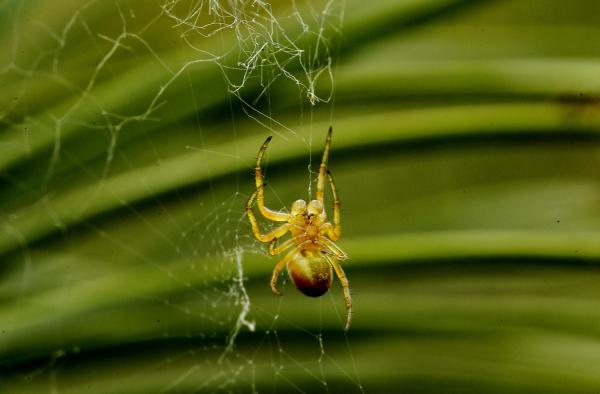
[287,251,332,297]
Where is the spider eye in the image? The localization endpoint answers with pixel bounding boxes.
[307,200,323,216]
[291,199,307,215]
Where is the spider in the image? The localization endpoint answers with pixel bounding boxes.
[245,126,352,331]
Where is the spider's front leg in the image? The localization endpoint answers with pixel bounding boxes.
[246,191,292,243]
[254,136,289,222]
[315,126,332,203]
[324,170,341,240]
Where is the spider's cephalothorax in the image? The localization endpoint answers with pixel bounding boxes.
[245,127,352,331]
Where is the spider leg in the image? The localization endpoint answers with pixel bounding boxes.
[269,237,296,255]
[315,126,332,203]
[317,236,347,260]
[321,170,341,240]
[270,248,299,295]
[325,255,352,331]
[255,136,289,222]
[246,191,292,243]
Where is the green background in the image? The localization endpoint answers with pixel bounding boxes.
[2,0,600,392]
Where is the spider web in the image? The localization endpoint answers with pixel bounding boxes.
[0,0,363,392]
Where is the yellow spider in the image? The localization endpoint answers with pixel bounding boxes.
[245,127,352,331]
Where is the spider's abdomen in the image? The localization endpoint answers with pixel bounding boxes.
[287,251,332,297]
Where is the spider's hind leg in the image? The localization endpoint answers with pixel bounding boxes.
[326,255,352,331]
[270,248,298,295]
